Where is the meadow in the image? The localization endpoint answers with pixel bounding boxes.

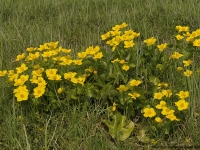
[0,0,200,149]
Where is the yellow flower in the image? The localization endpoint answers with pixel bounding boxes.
[158,82,168,89]
[16,63,28,74]
[129,79,142,86]
[16,53,25,61]
[111,58,120,63]
[170,52,184,59]
[176,26,189,32]
[33,86,45,98]
[112,102,117,111]
[59,57,73,66]
[101,31,111,40]
[175,34,184,40]
[124,40,135,48]
[0,70,7,76]
[122,65,129,71]
[156,101,166,109]
[78,52,87,59]
[116,85,128,92]
[157,43,167,52]
[154,92,163,100]
[14,75,29,86]
[119,60,126,64]
[184,70,193,77]
[155,117,163,123]
[42,51,53,58]
[57,87,64,94]
[45,69,58,77]
[161,107,174,116]
[128,92,140,99]
[26,47,36,52]
[144,37,157,46]
[119,22,128,28]
[177,67,183,71]
[162,89,172,98]
[26,52,40,61]
[38,43,48,51]
[176,91,189,99]
[48,74,62,81]
[73,59,82,65]
[175,99,189,111]
[15,90,29,102]
[93,52,103,59]
[47,41,59,49]
[143,108,156,118]
[183,59,192,67]
[166,113,179,121]
[64,72,77,80]
[193,39,200,46]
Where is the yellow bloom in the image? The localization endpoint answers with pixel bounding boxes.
[175,99,189,111]
[57,87,64,94]
[176,26,189,32]
[93,52,103,59]
[48,74,62,81]
[38,43,48,51]
[158,82,168,88]
[64,72,77,80]
[45,69,58,77]
[14,75,29,86]
[111,58,120,63]
[16,53,25,61]
[176,91,189,99]
[143,108,156,118]
[32,68,44,77]
[122,65,129,71]
[177,67,183,71]
[144,37,157,46]
[78,52,87,59]
[26,52,40,61]
[33,86,45,98]
[157,43,167,52]
[73,59,82,65]
[26,47,37,52]
[47,41,59,49]
[101,31,111,40]
[162,89,172,98]
[154,92,163,100]
[129,79,142,86]
[15,90,29,102]
[112,102,117,111]
[0,70,7,76]
[16,63,28,74]
[61,48,71,53]
[116,85,128,92]
[175,34,184,40]
[193,39,200,46]
[119,22,128,28]
[184,70,193,77]
[155,117,163,123]
[119,60,126,64]
[59,57,73,66]
[183,59,192,67]
[161,107,174,116]
[128,92,140,99]
[124,40,135,48]
[170,52,184,59]
[156,101,166,109]
[42,51,53,58]
[166,113,179,121]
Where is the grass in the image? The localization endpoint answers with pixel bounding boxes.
[1,0,200,149]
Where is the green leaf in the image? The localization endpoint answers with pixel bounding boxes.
[149,76,160,85]
[137,129,150,143]
[119,121,135,141]
[101,83,113,98]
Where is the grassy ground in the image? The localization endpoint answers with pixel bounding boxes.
[1,0,200,149]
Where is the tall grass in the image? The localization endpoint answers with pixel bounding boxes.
[0,0,200,149]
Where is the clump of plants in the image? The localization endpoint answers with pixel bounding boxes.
[0,23,199,143]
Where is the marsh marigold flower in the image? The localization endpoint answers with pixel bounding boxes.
[175,99,189,111]
[122,65,129,71]
[0,70,7,76]
[155,117,163,123]
[154,92,163,100]
[156,101,166,109]
[143,108,156,118]
[93,52,103,59]
[161,107,174,116]
[129,79,142,86]
[177,67,183,71]
[183,59,192,67]
[16,63,28,74]
[193,39,200,46]
[157,43,167,52]
[144,37,157,46]
[166,113,180,121]
[176,91,189,99]
[128,92,140,99]
[124,40,135,48]
[175,34,184,40]
[184,70,192,77]
[16,53,25,61]
[33,86,45,98]
[170,52,184,59]
[116,85,128,92]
